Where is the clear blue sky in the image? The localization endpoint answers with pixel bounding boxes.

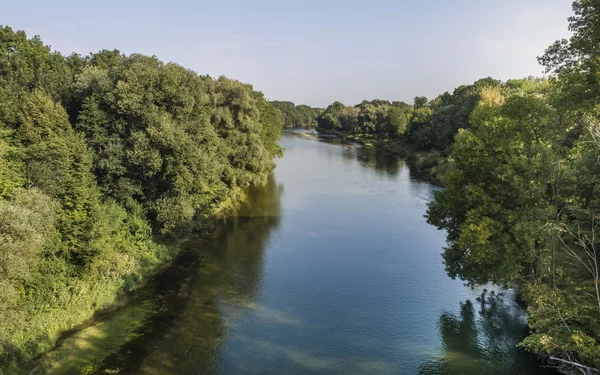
[4,0,572,107]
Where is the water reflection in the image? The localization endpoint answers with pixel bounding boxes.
[316,136,403,178]
[355,147,402,178]
[104,176,283,375]
[39,134,553,375]
[419,290,556,375]
[38,176,283,375]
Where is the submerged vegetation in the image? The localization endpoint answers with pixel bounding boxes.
[0,26,282,373]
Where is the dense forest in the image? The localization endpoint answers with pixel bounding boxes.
[0,26,282,373]
[269,101,322,129]
[316,1,600,371]
[3,0,600,373]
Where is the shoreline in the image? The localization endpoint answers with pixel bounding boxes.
[8,189,251,375]
[313,128,447,185]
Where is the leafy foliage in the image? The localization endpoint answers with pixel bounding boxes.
[0,25,282,372]
[427,92,562,285]
[312,2,600,368]
[270,100,321,128]
[425,0,600,369]
[316,99,412,138]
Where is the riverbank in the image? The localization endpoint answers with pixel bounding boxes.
[315,128,449,185]
[1,189,249,375]
[30,246,205,375]
[17,133,554,375]
[20,178,280,375]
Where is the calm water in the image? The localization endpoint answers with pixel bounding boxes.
[42,132,554,375]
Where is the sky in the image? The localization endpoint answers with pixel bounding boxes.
[3,0,573,107]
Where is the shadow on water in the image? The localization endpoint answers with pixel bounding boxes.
[38,176,283,375]
[305,130,435,184]
[418,290,558,375]
[314,135,402,178]
[353,146,401,178]
[37,134,556,375]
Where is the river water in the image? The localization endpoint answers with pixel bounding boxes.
[42,132,555,375]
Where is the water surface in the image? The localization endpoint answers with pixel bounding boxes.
[43,132,554,375]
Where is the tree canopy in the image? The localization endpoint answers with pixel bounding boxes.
[425,1,600,369]
[311,2,600,369]
[0,25,283,372]
[269,100,322,129]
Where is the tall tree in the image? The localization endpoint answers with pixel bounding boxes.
[427,94,564,285]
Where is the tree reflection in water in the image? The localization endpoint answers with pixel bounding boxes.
[419,290,557,375]
[42,176,284,375]
[125,176,283,375]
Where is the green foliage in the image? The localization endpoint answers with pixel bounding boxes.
[539,0,600,74]
[0,25,282,372]
[70,55,282,233]
[423,1,600,369]
[408,78,503,153]
[520,282,600,369]
[270,100,321,128]
[0,26,71,116]
[257,95,285,158]
[357,100,387,135]
[0,188,56,304]
[0,131,25,198]
[427,94,563,285]
[316,101,345,130]
[413,96,428,109]
[18,90,99,258]
[407,107,433,149]
[316,99,412,139]
[387,106,409,136]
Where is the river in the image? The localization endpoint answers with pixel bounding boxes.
[40,131,556,375]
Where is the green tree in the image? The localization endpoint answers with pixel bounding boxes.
[316,101,345,130]
[18,90,99,260]
[414,96,428,109]
[427,94,564,285]
[387,106,409,136]
[270,101,321,129]
[339,105,359,132]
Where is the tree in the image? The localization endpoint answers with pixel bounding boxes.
[414,96,428,109]
[270,101,321,129]
[338,105,359,132]
[407,107,433,149]
[0,26,285,370]
[539,0,600,74]
[427,94,564,285]
[0,188,56,307]
[316,101,345,130]
[387,106,409,136]
[539,0,600,113]
[18,90,99,259]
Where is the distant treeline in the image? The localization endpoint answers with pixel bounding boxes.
[0,26,282,373]
[315,78,505,153]
[314,0,600,370]
[270,101,322,128]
